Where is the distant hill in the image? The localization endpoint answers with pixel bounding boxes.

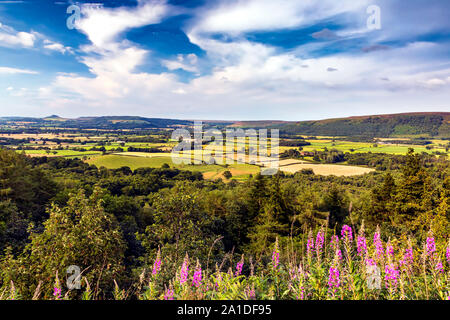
[0,116,193,129]
[1,112,449,138]
[232,112,450,138]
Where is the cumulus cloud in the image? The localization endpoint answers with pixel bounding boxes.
[0,22,36,47]
[76,0,170,48]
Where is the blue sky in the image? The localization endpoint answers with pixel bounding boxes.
[0,0,449,120]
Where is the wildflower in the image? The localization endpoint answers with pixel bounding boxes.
[328,267,340,293]
[152,248,162,277]
[435,260,444,273]
[384,263,399,289]
[164,285,174,300]
[400,247,414,269]
[446,242,450,264]
[235,255,244,277]
[426,237,436,256]
[357,236,367,257]
[373,228,384,259]
[335,248,342,262]
[53,287,62,300]
[245,284,255,299]
[330,235,339,251]
[179,253,189,285]
[289,266,297,281]
[366,258,376,267]
[315,230,324,255]
[341,225,353,242]
[272,238,280,268]
[386,240,394,259]
[297,286,305,300]
[192,260,202,288]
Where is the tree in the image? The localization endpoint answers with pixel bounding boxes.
[322,184,349,228]
[368,172,396,227]
[0,187,126,299]
[223,170,232,179]
[138,182,221,276]
[393,148,431,231]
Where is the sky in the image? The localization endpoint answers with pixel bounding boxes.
[0,0,449,121]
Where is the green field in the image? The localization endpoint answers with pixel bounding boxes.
[86,154,260,180]
[23,149,102,157]
[297,140,449,155]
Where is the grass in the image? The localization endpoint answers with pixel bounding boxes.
[85,154,260,180]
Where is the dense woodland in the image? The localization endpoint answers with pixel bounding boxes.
[0,146,448,299]
[275,113,450,138]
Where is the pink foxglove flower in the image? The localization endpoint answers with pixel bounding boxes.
[426,237,436,256]
[235,255,244,277]
[328,267,340,293]
[357,236,367,257]
[341,225,353,242]
[384,264,399,289]
[315,230,324,255]
[152,248,162,276]
[180,254,189,285]
[192,260,202,288]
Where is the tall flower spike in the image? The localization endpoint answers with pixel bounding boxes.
[306,230,314,258]
[341,225,353,243]
[179,253,189,285]
[152,247,162,276]
[373,226,384,260]
[356,222,366,257]
[357,235,367,257]
[164,284,174,300]
[235,255,244,277]
[384,263,399,290]
[315,229,324,256]
[272,237,280,268]
[435,260,444,273]
[446,239,450,264]
[328,267,340,294]
[192,259,202,288]
[330,235,339,252]
[426,236,436,256]
[386,238,394,260]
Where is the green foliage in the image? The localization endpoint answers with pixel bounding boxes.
[0,187,126,299]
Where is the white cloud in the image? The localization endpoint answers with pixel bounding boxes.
[0,23,36,47]
[190,0,370,34]
[43,39,73,54]
[37,0,449,120]
[162,54,199,73]
[0,66,38,74]
[76,0,170,48]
